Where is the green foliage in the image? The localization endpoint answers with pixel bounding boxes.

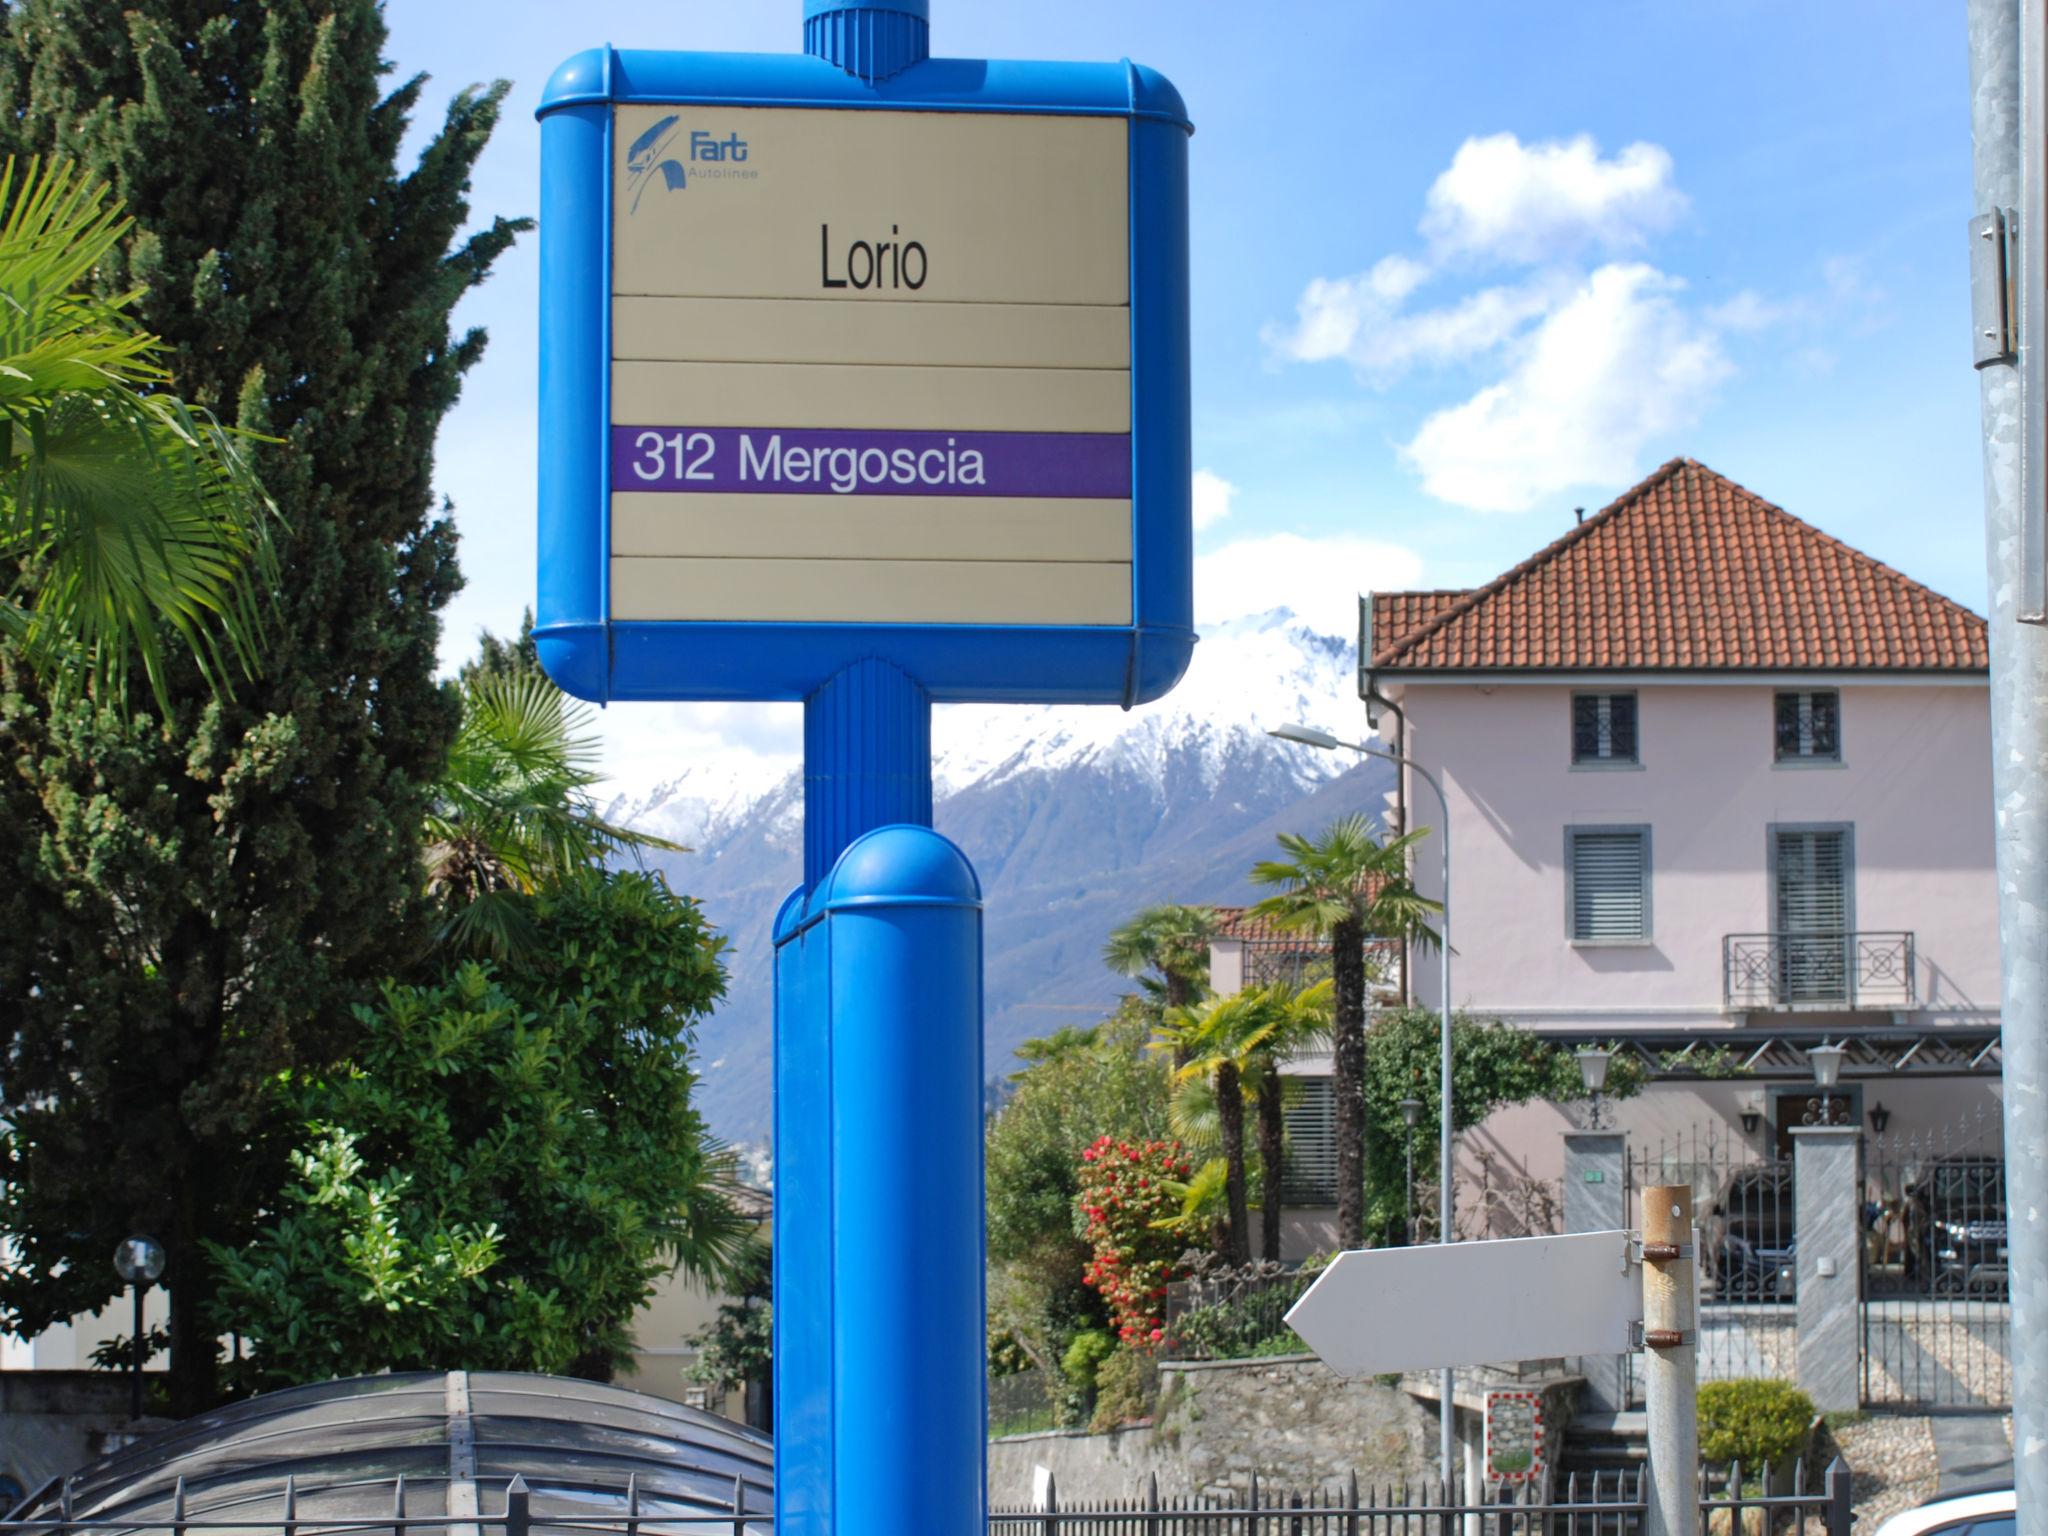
[985,1001,1172,1380]
[1060,1328,1115,1394]
[1250,816,1443,952]
[1658,1045,1751,1079]
[1697,1379,1816,1468]
[459,610,540,684]
[0,1,522,1413]
[1250,814,1441,1244]
[1087,1345,1158,1433]
[426,669,681,959]
[685,1244,772,1397]
[208,869,746,1391]
[0,158,275,706]
[1360,1011,1643,1243]
[1103,904,1221,1010]
[1163,1258,1321,1361]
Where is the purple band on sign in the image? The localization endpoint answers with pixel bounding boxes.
[610,425,1132,499]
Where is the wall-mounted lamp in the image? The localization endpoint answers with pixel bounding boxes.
[1576,1047,1611,1130]
[1739,1102,1762,1137]
[1868,1101,1891,1136]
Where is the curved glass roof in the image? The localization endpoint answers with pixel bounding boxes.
[13,1372,770,1535]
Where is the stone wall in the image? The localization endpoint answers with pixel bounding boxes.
[0,1372,169,1502]
[988,1354,1438,1506]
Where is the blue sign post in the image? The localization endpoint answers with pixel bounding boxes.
[536,5,1192,1530]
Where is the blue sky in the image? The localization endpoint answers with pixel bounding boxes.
[386,1,1980,788]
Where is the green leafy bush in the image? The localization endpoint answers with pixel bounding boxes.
[1087,1345,1158,1433]
[209,870,747,1389]
[1698,1379,1815,1469]
[1061,1328,1115,1391]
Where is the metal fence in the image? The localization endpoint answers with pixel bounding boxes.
[1861,1105,2010,1408]
[1162,1264,1322,1362]
[991,1364,1065,1436]
[994,1461,1852,1536]
[0,1460,1856,1536]
[1627,1127,1796,1406]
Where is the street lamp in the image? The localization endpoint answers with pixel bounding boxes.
[1268,720,1455,1480]
[1576,1047,1611,1130]
[1807,1042,1846,1126]
[112,1236,164,1422]
[1399,1097,1423,1244]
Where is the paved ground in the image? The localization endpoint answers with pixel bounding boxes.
[1930,1415,2012,1493]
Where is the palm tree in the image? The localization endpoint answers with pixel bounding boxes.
[424,669,683,957]
[1251,815,1441,1246]
[1242,980,1333,1261]
[1106,904,1223,1064]
[1161,987,1292,1265]
[0,160,274,706]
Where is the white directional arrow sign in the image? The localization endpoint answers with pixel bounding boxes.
[1285,1230,1641,1378]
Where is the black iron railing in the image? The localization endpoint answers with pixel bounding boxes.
[3,1459,1856,1536]
[1722,931,1914,1011]
[995,1461,1853,1536]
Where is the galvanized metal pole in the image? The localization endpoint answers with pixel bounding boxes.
[1968,3,2047,1527]
[1435,790,1455,1488]
[1639,1187,1698,1536]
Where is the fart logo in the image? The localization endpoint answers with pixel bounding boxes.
[626,117,753,211]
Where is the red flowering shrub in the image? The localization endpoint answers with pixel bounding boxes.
[1076,1136,1189,1348]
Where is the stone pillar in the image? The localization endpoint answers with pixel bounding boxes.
[1792,1126,1861,1413]
[1563,1131,1628,1411]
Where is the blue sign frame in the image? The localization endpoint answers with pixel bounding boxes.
[535,47,1194,707]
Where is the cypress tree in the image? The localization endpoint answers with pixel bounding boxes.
[0,2,524,1413]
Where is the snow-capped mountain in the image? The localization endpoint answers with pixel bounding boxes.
[608,609,1396,1143]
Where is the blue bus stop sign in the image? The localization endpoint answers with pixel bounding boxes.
[535,8,1193,708]
[536,8,1191,1534]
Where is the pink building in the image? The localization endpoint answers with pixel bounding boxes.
[1355,459,2002,1215]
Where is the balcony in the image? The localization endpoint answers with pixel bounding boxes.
[1722,931,1916,1012]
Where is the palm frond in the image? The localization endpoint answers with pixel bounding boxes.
[0,159,276,706]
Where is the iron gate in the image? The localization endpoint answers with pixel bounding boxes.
[1860,1106,2011,1408]
[1626,1127,1795,1405]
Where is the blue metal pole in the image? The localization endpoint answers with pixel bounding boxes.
[774,16,991,1533]
[775,644,984,1536]
[801,657,933,889]
[803,0,930,84]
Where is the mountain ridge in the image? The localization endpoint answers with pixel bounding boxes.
[606,610,1396,1144]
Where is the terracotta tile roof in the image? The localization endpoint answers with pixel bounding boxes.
[1368,459,1988,674]
[1372,589,1471,657]
[1214,906,1325,946]
[1213,889,1391,946]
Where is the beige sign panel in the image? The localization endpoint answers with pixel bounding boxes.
[609,104,1133,629]
[612,105,1127,305]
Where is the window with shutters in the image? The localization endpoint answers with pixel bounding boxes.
[1566,826,1651,943]
[1281,1076,1339,1206]
[1772,825,1853,1003]
[1571,692,1639,764]
[1774,690,1841,762]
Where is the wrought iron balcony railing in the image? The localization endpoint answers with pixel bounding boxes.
[1722,931,1915,1012]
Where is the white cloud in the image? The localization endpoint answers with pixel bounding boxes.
[1400,264,1733,513]
[597,700,800,797]
[1192,467,1237,531]
[1196,532,1425,642]
[1420,133,1686,265]
[1267,269,1562,376]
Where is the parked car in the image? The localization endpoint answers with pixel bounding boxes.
[1871,1485,2013,1536]
[1904,1157,2008,1298]
[1707,1166,1796,1301]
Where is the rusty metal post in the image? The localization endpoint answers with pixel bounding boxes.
[1640,1187,1698,1536]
